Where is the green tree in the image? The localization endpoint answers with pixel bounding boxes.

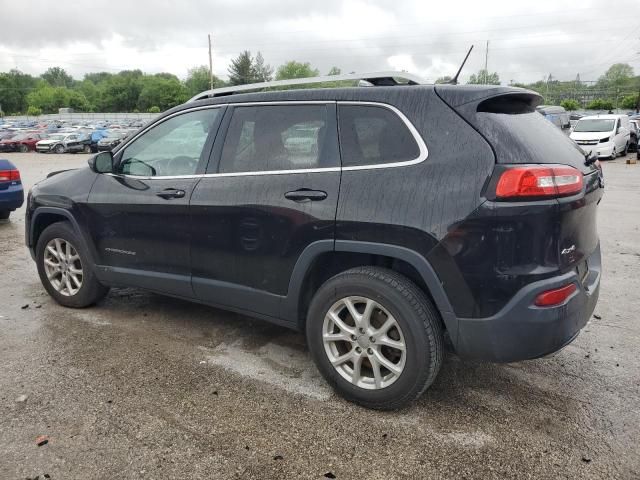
[468,69,500,85]
[26,85,89,113]
[560,99,580,111]
[148,106,161,113]
[435,76,452,84]
[254,52,273,82]
[620,94,639,110]
[0,69,37,113]
[598,63,634,89]
[275,61,320,80]
[136,75,187,111]
[327,66,341,76]
[27,105,42,116]
[228,51,258,85]
[185,65,224,96]
[84,72,112,84]
[586,98,614,111]
[41,67,74,88]
[100,70,144,112]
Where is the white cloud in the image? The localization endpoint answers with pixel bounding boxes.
[0,0,638,83]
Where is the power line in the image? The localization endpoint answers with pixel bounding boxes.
[213,6,619,41]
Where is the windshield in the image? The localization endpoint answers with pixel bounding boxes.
[48,134,66,141]
[574,119,615,132]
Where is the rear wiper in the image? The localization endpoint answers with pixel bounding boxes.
[584,151,598,166]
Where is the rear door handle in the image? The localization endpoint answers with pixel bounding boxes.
[284,189,328,202]
[156,188,186,199]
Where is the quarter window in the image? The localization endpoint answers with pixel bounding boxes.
[119,108,219,177]
[219,105,330,173]
[338,105,421,167]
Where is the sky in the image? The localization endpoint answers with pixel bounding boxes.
[0,0,639,85]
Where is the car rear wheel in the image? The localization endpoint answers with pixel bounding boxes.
[0,211,10,220]
[306,266,444,410]
[18,144,28,153]
[36,222,109,308]
[54,144,65,154]
[83,144,92,153]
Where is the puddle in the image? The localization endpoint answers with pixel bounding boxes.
[203,341,331,401]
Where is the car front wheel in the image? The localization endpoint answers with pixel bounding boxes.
[36,222,109,307]
[306,266,444,410]
[0,210,10,220]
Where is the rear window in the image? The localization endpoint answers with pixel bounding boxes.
[338,105,420,168]
[474,109,591,174]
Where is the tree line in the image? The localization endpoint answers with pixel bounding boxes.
[0,50,638,115]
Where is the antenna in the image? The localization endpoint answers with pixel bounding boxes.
[448,45,474,85]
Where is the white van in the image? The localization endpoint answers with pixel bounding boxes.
[570,114,631,159]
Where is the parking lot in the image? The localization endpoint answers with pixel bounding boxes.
[1,152,639,479]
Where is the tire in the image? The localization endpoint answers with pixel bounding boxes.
[621,142,629,156]
[306,266,444,410]
[609,147,616,160]
[83,144,91,154]
[36,222,109,308]
[0,211,10,220]
[54,144,65,154]
[18,144,28,153]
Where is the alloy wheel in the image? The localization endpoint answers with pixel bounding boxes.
[322,296,407,390]
[43,238,83,296]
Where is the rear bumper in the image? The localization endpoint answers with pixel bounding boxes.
[0,185,25,212]
[455,243,601,362]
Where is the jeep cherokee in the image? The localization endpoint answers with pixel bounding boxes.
[26,73,603,409]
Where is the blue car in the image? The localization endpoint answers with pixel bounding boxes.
[0,159,24,219]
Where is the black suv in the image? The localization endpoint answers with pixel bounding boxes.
[26,75,603,409]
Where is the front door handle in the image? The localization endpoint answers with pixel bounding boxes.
[157,188,186,199]
[284,189,328,202]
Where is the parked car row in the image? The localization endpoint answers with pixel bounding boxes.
[0,119,145,154]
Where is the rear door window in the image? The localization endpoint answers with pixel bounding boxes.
[338,104,421,168]
[218,104,333,173]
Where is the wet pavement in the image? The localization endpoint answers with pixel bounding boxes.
[1,152,639,479]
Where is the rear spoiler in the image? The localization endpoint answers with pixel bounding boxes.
[435,84,542,111]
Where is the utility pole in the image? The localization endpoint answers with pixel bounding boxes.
[484,40,489,84]
[546,74,551,102]
[208,34,214,90]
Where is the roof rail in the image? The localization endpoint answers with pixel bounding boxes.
[188,71,424,102]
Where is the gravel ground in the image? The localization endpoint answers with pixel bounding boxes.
[0,152,639,480]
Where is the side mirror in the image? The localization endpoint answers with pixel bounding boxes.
[88,151,114,173]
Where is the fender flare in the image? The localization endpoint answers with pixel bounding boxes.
[29,206,96,264]
[283,239,458,341]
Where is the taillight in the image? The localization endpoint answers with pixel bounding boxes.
[495,165,583,199]
[534,283,577,307]
[0,169,20,182]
